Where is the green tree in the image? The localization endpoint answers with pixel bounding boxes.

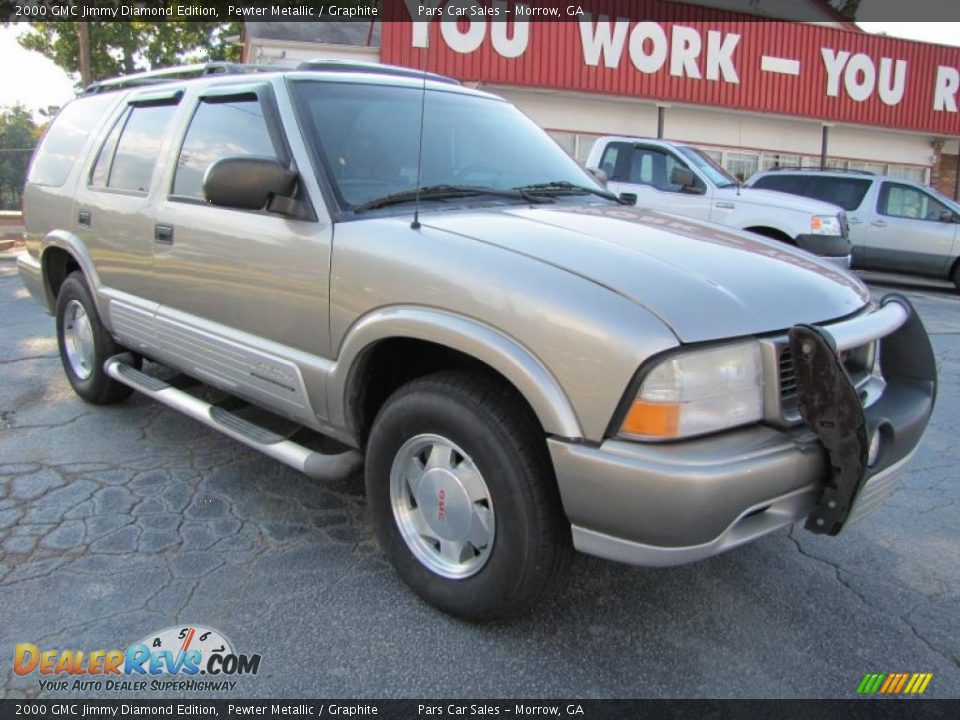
[11,8,241,87]
[0,105,37,210]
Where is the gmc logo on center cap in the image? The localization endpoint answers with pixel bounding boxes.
[437,489,446,522]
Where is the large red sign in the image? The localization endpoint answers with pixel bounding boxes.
[381,0,960,135]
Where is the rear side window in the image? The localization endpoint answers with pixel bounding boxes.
[801,177,870,211]
[753,174,870,211]
[752,174,806,195]
[106,104,177,193]
[172,97,278,200]
[27,95,118,186]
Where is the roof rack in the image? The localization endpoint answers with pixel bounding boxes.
[766,166,875,175]
[81,59,461,96]
[295,59,460,85]
[82,62,277,94]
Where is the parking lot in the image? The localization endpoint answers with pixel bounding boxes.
[1,251,958,700]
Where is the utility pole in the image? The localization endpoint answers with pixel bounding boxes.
[77,17,91,87]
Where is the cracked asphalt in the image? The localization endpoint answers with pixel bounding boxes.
[0,252,958,700]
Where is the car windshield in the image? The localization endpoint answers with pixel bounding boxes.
[675,146,738,188]
[291,81,601,210]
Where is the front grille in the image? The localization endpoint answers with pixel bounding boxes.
[777,341,875,420]
[778,347,799,418]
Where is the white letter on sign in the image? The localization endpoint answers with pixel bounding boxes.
[441,0,485,54]
[934,66,959,112]
[821,48,851,97]
[705,30,740,83]
[878,58,907,106]
[579,15,629,68]
[629,22,668,74]
[492,1,528,58]
[670,25,702,79]
[844,53,876,102]
[406,0,442,48]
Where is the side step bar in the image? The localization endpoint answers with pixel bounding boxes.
[104,357,362,481]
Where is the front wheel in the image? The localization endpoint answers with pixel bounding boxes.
[55,271,140,404]
[365,371,571,621]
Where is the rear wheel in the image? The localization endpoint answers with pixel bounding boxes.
[365,371,571,621]
[55,272,139,404]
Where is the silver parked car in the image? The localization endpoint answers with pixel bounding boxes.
[18,61,937,620]
[749,169,960,291]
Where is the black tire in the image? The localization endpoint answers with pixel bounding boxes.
[365,370,572,621]
[55,271,139,404]
[952,262,960,294]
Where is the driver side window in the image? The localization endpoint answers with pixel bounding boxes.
[878,182,950,222]
[627,147,698,193]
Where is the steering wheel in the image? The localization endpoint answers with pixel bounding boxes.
[452,163,501,184]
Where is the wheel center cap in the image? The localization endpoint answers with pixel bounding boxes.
[418,468,472,540]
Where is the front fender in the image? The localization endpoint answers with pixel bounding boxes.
[328,306,582,440]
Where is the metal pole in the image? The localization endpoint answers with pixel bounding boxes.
[820,125,829,170]
[657,106,665,139]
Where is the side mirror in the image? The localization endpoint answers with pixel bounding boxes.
[938,209,958,223]
[586,166,608,187]
[203,156,298,212]
[669,166,704,194]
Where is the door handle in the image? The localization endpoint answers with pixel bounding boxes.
[870,220,887,228]
[78,210,91,228]
[847,216,864,225]
[154,224,174,245]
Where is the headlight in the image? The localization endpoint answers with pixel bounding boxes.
[810,214,842,236]
[618,341,764,441]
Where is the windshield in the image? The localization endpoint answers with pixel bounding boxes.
[675,146,738,188]
[291,81,599,209]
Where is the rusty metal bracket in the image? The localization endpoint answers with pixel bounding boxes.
[788,324,867,536]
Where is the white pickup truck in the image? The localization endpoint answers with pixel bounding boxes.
[586,137,852,266]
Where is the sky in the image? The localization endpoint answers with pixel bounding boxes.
[1,22,959,115]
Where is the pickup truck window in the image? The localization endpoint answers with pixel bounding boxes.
[107,104,177,193]
[173,98,278,200]
[292,81,590,209]
[628,147,691,192]
[676,146,737,188]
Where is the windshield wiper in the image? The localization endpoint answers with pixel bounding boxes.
[513,181,630,204]
[352,185,553,213]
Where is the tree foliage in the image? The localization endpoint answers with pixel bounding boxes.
[15,16,242,86]
[0,105,37,210]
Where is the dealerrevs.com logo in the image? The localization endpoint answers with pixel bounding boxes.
[14,625,261,693]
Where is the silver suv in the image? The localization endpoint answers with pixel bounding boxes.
[18,61,937,620]
[750,169,960,292]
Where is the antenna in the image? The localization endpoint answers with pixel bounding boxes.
[411,45,429,230]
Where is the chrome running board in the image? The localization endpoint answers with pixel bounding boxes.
[104,356,362,481]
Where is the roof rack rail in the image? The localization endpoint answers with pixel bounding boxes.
[82,62,279,95]
[295,59,460,85]
[766,166,875,175]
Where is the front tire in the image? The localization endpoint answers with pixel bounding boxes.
[365,371,571,621]
[55,272,139,404]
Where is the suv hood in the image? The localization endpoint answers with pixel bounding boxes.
[714,185,842,215]
[423,204,869,343]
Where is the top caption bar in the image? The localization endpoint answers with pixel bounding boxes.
[2,0,960,23]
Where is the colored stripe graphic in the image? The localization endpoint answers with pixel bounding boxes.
[857,672,933,694]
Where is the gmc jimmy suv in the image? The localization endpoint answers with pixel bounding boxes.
[18,61,937,620]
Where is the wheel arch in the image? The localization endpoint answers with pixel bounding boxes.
[744,225,796,244]
[329,307,583,444]
[39,232,107,318]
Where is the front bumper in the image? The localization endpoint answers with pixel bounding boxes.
[552,295,936,567]
[795,232,852,261]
